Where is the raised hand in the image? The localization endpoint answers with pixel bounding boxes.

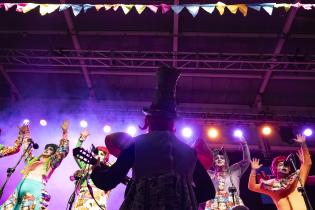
[61,120,69,133]
[251,158,263,170]
[293,134,306,144]
[80,129,90,140]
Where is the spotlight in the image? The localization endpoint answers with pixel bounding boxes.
[103,125,111,134]
[126,126,137,137]
[262,126,272,136]
[182,127,193,138]
[207,128,219,139]
[234,129,243,138]
[303,128,313,137]
[40,119,47,127]
[80,120,88,128]
[23,119,30,125]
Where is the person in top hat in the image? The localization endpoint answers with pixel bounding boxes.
[91,65,215,210]
[0,121,69,210]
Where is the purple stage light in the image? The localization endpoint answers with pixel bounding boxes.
[181,127,193,138]
[103,125,111,134]
[40,119,47,126]
[80,120,88,128]
[303,128,313,137]
[126,126,137,137]
[234,129,243,138]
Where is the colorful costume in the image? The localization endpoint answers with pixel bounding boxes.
[72,138,110,210]
[0,138,69,210]
[0,136,22,158]
[248,142,312,210]
[206,142,250,210]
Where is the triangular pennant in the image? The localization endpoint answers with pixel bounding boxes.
[160,4,171,14]
[16,3,27,12]
[94,4,104,11]
[171,5,184,14]
[135,5,146,14]
[22,3,38,13]
[39,4,50,15]
[238,4,248,16]
[275,3,291,12]
[201,4,215,14]
[121,4,133,14]
[83,4,93,13]
[216,2,226,15]
[262,5,274,15]
[0,4,3,9]
[4,3,15,11]
[112,4,120,11]
[302,4,312,10]
[292,2,301,8]
[71,4,82,16]
[227,5,238,14]
[104,5,112,11]
[147,5,158,13]
[248,4,261,12]
[186,5,200,17]
[59,4,71,12]
[46,4,59,14]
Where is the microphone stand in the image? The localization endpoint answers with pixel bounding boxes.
[289,157,313,210]
[0,140,34,199]
[223,148,238,206]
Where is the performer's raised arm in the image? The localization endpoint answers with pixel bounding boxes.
[74,129,90,169]
[230,137,251,175]
[0,130,23,158]
[248,158,268,194]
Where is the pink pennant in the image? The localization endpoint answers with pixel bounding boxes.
[160,3,171,14]
[16,3,27,12]
[147,5,158,13]
[4,3,15,11]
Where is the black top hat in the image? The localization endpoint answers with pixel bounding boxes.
[143,66,181,118]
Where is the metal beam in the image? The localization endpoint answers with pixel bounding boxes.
[60,0,95,99]
[253,0,300,108]
[1,30,315,39]
[172,0,179,67]
[0,65,22,100]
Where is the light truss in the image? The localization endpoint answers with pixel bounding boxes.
[0,49,314,73]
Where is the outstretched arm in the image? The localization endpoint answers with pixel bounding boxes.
[50,120,70,169]
[91,144,134,191]
[0,136,22,158]
[295,134,312,185]
[248,158,268,195]
[231,137,251,175]
[74,130,89,169]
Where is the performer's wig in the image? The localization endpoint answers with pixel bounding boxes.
[96,146,109,163]
[44,143,59,155]
[271,155,287,175]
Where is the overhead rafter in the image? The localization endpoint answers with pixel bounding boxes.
[60,0,95,99]
[253,0,300,108]
[172,0,179,68]
[0,65,22,100]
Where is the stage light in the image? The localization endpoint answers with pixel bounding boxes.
[182,127,193,138]
[207,128,219,139]
[23,119,30,125]
[103,125,111,134]
[40,119,47,127]
[126,126,137,137]
[262,126,272,136]
[80,120,88,128]
[303,128,313,137]
[234,129,243,138]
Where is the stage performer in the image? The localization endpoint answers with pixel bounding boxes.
[72,129,111,210]
[91,66,215,210]
[205,137,250,210]
[0,129,23,158]
[0,120,70,210]
[248,134,312,210]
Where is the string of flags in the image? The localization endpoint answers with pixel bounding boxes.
[0,2,314,17]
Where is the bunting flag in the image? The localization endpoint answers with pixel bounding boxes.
[0,2,314,17]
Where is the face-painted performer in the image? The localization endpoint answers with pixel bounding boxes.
[0,127,23,158]
[0,121,69,210]
[91,66,215,210]
[248,134,312,210]
[205,137,251,210]
[72,129,111,210]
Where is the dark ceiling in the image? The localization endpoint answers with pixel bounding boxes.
[0,1,315,123]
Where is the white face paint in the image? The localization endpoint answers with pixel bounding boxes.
[41,146,55,157]
[214,155,226,167]
[277,161,290,175]
[96,150,106,162]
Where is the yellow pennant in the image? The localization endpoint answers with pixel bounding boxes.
[216,1,226,15]
[121,4,134,14]
[238,4,248,16]
[227,5,238,14]
[40,4,59,16]
[95,4,104,11]
[275,3,291,12]
[104,4,112,11]
[22,3,38,13]
[135,5,146,14]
